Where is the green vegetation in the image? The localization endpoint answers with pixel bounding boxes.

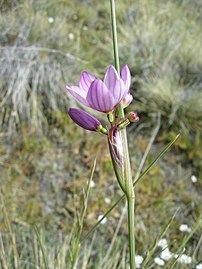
[0,0,202,268]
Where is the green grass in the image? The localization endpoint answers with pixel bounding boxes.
[0,0,202,268]
[1,128,202,268]
[0,0,202,133]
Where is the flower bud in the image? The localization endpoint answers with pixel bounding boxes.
[123,93,133,108]
[127,111,139,122]
[68,108,103,132]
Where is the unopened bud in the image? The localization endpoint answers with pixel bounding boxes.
[107,112,114,123]
[127,111,139,122]
[68,108,103,132]
[123,93,133,108]
[97,125,108,135]
[117,118,130,129]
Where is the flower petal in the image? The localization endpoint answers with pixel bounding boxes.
[104,65,119,90]
[68,108,101,131]
[79,71,96,92]
[66,85,88,106]
[104,65,126,105]
[113,78,126,104]
[86,79,115,113]
[121,65,131,94]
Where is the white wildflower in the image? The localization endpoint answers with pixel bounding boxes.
[191,175,197,183]
[177,254,192,264]
[160,248,173,261]
[135,255,143,268]
[90,180,95,188]
[48,17,54,24]
[196,263,202,269]
[68,33,75,40]
[158,238,168,248]
[154,257,165,266]
[98,215,107,224]
[104,197,111,204]
[83,25,88,31]
[179,224,191,233]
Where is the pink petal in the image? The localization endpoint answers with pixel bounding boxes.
[79,71,96,92]
[114,79,126,104]
[66,85,89,106]
[86,79,115,113]
[121,65,131,94]
[104,65,126,105]
[104,65,119,90]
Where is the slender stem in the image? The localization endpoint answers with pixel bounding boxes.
[110,0,124,119]
[127,197,136,269]
[110,1,136,268]
[110,0,120,74]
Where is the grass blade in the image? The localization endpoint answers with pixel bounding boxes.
[141,211,178,268]
[164,213,202,269]
[81,133,180,243]
[0,191,19,269]
[33,226,49,269]
[69,158,96,268]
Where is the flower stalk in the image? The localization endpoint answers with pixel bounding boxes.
[66,1,137,267]
[110,0,136,268]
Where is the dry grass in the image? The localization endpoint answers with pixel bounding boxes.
[0,0,202,268]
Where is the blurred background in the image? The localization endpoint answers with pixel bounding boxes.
[0,0,202,268]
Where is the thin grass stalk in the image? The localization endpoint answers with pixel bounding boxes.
[81,133,180,243]
[103,203,127,264]
[110,1,135,268]
[164,213,202,269]
[0,231,8,269]
[33,226,49,269]
[0,192,19,269]
[70,159,96,269]
[141,212,178,269]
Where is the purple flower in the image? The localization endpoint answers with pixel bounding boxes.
[66,65,131,113]
[68,108,102,131]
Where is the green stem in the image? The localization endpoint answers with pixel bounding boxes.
[127,197,136,269]
[110,0,124,119]
[110,1,136,268]
[110,0,120,74]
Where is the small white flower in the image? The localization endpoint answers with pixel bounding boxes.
[48,17,54,24]
[98,215,107,224]
[154,257,165,266]
[135,255,143,268]
[196,263,202,269]
[179,224,191,233]
[160,248,173,261]
[191,175,197,183]
[90,180,95,188]
[68,33,75,40]
[104,197,111,204]
[177,254,192,264]
[158,238,168,248]
[83,25,88,31]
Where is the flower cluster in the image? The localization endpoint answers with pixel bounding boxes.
[66,64,138,197]
[66,64,138,133]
